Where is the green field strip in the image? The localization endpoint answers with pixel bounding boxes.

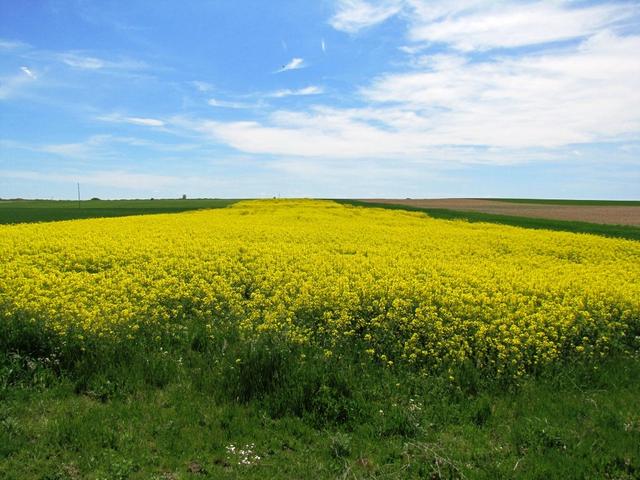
[0,199,240,224]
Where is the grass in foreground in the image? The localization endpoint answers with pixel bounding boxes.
[0,199,238,224]
[1,340,639,479]
[336,199,640,241]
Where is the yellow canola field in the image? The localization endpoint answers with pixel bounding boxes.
[1,199,639,377]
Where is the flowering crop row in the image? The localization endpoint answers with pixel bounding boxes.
[1,200,639,378]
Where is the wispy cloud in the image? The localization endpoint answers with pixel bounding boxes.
[1,169,183,190]
[185,111,423,159]
[40,139,101,158]
[20,66,37,79]
[38,135,124,158]
[362,32,640,147]
[97,113,165,127]
[126,117,165,127]
[268,86,324,98]
[330,1,637,50]
[0,39,29,50]
[330,0,402,33]
[276,57,305,73]
[207,98,255,109]
[208,86,323,106]
[31,134,198,159]
[191,80,214,92]
[60,54,105,69]
[321,39,326,52]
[406,1,635,51]
[58,52,147,71]
[0,68,38,100]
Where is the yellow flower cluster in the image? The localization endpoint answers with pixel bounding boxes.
[1,200,639,377]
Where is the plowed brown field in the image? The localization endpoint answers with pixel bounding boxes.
[359,199,640,226]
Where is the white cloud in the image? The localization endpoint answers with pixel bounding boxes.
[41,142,93,158]
[0,69,37,100]
[321,39,327,52]
[330,1,637,50]
[1,169,182,190]
[186,110,425,159]
[61,54,105,69]
[35,134,198,159]
[0,39,29,50]
[330,0,402,33]
[125,117,165,127]
[40,135,118,158]
[97,114,165,127]
[268,86,324,98]
[362,32,640,147]
[406,1,635,51]
[192,80,214,92]
[276,57,305,72]
[20,66,37,79]
[207,98,254,109]
[210,87,322,105]
[58,52,147,71]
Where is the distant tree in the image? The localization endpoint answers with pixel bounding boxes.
[182,194,187,200]
[90,197,100,201]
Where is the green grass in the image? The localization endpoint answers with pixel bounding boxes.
[0,199,239,224]
[335,199,640,241]
[2,331,639,479]
[2,311,639,479]
[485,198,640,206]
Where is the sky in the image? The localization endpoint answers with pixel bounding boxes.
[1,0,639,200]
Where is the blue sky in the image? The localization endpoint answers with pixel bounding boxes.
[1,0,639,199]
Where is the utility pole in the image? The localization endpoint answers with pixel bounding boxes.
[77,182,81,209]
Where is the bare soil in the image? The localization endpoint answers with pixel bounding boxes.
[359,199,640,226]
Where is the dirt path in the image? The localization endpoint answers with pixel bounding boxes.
[359,199,640,226]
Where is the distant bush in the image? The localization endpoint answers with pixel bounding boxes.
[90,197,100,201]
